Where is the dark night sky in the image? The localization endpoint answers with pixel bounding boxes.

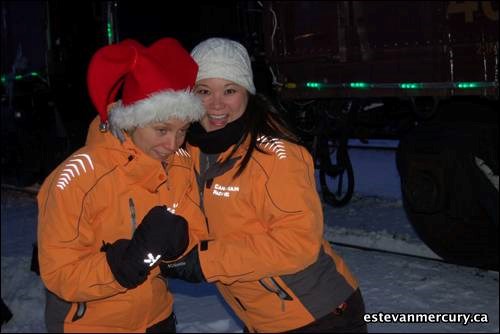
[1,1,256,119]
[0,1,262,186]
[117,2,244,49]
[1,1,251,75]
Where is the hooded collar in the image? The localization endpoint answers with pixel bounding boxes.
[90,129,170,192]
[120,137,171,192]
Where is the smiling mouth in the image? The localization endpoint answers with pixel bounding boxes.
[208,114,228,120]
[206,114,229,129]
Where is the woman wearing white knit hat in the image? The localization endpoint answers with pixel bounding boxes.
[160,37,367,333]
[37,37,206,332]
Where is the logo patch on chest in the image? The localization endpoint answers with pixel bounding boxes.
[212,183,240,198]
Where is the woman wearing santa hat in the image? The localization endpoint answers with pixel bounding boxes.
[37,38,207,332]
[160,37,368,333]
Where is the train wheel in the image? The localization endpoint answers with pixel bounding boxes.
[318,136,355,207]
[397,101,498,270]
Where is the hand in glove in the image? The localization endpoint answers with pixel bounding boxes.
[104,206,189,289]
[160,245,205,283]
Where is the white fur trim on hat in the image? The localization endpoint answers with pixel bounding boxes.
[108,89,204,130]
[191,38,256,94]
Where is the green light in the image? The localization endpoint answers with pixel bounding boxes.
[15,75,22,80]
[107,22,113,43]
[457,82,479,89]
[350,82,368,88]
[399,83,422,89]
[30,72,39,77]
[306,82,322,89]
[1,75,6,84]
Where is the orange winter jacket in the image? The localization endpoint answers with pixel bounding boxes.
[37,128,206,333]
[187,136,359,333]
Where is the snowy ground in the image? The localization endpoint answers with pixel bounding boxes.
[2,143,499,333]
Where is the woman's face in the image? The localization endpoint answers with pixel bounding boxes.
[194,78,249,132]
[129,118,190,161]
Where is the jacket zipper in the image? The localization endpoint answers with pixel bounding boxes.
[259,277,293,311]
[129,198,137,236]
[71,302,87,322]
[234,296,247,311]
[233,297,258,332]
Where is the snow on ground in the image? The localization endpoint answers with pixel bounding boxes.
[323,195,442,260]
[3,248,498,333]
[2,144,499,332]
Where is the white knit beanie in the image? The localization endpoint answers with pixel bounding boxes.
[191,38,256,94]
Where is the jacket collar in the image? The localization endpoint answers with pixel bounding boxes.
[188,135,250,175]
[186,113,247,154]
[95,132,169,192]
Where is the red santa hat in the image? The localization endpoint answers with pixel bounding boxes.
[87,38,204,131]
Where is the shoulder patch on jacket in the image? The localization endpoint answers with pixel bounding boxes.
[56,153,95,190]
[175,148,191,158]
[257,136,288,160]
[172,147,193,167]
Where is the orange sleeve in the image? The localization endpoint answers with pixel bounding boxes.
[181,168,209,252]
[161,160,209,262]
[37,163,126,302]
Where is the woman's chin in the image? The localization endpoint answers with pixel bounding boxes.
[208,122,227,132]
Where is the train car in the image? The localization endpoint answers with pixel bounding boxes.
[260,1,498,269]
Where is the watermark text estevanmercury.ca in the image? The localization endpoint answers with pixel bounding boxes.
[364,312,489,326]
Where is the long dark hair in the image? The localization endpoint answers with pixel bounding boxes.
[223,93,301,177]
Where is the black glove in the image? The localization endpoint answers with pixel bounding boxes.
[105,206,190,289]
[160,245,205,283]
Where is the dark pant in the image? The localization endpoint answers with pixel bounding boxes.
[146,312,176,333]
[243,289,368,333]
[286,289,367,333]
[1,297,13,327]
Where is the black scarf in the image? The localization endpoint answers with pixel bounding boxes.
[187,114,247,154]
